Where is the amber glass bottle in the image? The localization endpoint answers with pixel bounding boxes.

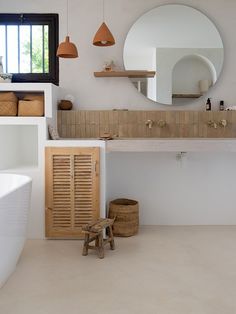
[206,98,211,111]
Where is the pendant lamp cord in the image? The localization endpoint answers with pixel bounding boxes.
[103,0,105,22]
[67,0,69,36]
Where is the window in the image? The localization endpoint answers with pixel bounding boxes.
[0,14,59,85]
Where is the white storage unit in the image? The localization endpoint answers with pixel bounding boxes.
[0,84,59,238]
[0,83,108,239]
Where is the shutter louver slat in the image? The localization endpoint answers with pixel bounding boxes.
[74,155,95,228]
[52,155,72,229]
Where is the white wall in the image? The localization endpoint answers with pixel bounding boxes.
[123,4,223,54]
[107,152,236,225]
[173,56,212,95]
[124,49,155,71]
[1,0,236,227]
[156,48,223,104]
[0,0,233,111]
[0,126,20,169]
[0,125,38,169]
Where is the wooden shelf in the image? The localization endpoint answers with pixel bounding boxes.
[94,71,156,78]
[172,94,201,99]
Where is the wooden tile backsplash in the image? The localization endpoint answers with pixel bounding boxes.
[57,110,236,138]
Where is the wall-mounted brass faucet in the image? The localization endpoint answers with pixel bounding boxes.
[208,120,218,129]
[219,119,227,128]
[157,120,167,128]
[145,119,167,129]
[208,120,228,129]
[145,119,154,129]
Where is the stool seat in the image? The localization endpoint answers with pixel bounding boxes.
[83,218,114,233]
[82,218,115,259]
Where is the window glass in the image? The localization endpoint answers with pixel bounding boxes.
[0,14,58,84]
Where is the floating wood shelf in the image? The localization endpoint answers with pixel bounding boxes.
[94,71,156,78]
[172,94,201,99]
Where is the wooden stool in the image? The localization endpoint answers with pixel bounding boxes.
[82,218,115,259]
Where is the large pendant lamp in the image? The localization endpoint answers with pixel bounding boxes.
[57,0,78,58]
[93,0,115,47]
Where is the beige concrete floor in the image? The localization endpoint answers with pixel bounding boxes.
[1,226,236,314]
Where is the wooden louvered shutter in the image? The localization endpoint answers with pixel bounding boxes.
[45,147,100,238]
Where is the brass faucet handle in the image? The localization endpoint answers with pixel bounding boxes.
[145,119,154,129]
[219,119,227,128]
[207,120,217,129]
[157,120,167,128]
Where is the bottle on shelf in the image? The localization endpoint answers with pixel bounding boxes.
[206,98,212,111]
[219,100,224,111]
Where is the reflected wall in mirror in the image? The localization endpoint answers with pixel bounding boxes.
[123,5,224,105]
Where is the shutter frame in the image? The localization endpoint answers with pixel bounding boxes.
[45,147,100,238]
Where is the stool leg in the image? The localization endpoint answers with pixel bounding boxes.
[82,233,89,256]
[95,235,99,248]
[98,232,104,259]
[108,225,115,250]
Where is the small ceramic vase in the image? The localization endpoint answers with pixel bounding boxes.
[58,100,73,110]
[103,60,115,72]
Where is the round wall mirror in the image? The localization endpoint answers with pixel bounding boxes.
[123,4,224,105]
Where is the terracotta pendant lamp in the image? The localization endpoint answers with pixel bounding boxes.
[93,0,115,47]
[57,0,78,58]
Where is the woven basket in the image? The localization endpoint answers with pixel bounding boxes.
[23,94,44,102]
[18,99,44,116]
[109,199,139,237]
[0,101,17,116]
[0,92,18,102]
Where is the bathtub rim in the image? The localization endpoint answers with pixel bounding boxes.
[0,173,32,199]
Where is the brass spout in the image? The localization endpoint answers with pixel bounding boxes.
[219,119,227,128]
[157,120,167,128]
[145,119,154,129]
[207,120,218,129]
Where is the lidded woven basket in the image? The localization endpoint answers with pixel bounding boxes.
[0,92,18,116]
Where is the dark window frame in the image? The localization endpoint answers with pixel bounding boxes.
[0,13,59,85]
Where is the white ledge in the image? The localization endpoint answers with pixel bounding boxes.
[0,116,46,125]
[45,139,106,148]
[106,139,236,152]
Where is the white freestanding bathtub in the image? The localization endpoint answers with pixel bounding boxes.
[0,174,32,288]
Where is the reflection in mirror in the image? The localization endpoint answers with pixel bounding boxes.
[123,5,224,105]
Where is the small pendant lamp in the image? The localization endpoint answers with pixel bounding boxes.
[57,0,78,58]
[93,0,115,47]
